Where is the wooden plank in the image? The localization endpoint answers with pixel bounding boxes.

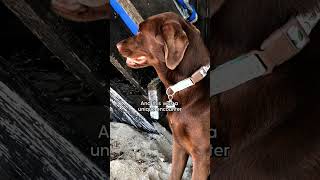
[1,0,107,102]
[0,48,109,172]
[130,0,180,19]
[110,56,147,95]
[110,87,156,132]
[110,80,149,116]
[147,78,172,140]
[110,87,173,155]
[118,0,143,24]
[0,81,107,179]
[147,78,162,120]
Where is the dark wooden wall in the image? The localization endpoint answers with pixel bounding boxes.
[0,0,109,178]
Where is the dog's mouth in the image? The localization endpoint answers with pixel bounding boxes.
[125,56,148,68]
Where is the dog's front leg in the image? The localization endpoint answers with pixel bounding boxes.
[191,147,210,180]
[169,141,188,180]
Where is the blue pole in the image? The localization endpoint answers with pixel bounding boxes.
[110,0,139,35]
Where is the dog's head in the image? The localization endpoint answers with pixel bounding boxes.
[116,12,200,70]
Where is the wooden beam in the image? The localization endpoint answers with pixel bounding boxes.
[130,0,180,19]
[110,87,155,132]
[110,56,147,96]
[110,87,173,159]
[147,78,172,146]
[1,0,107,102]
[147,78,162,120]
[117,0,143,24]
[0,81,107,179]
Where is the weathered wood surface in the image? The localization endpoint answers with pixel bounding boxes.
[110,87,156,133]
[1,0,108,103]
[110,56,147,96]
[131,0,180,19]
[110,87,173,152]
[147,78,162,120]
[118,0,143,24]
[0,81,107,179]
[0,46,109,169]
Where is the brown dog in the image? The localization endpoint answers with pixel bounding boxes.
[117,12,210,180]
[211,0,320,179]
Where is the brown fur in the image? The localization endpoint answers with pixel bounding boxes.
[117,12,210,180]
[211,0,320,179]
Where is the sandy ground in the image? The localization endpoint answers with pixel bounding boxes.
[110,122,192,180]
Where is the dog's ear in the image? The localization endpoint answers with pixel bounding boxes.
[161,20,189,70]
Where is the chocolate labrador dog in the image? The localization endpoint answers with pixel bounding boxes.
[117,12,210,180]
[211,0,320,179]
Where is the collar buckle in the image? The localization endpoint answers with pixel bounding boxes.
[166,64,210,99]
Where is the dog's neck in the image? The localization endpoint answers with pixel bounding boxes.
[154,64,209,106]
[153,36,210,105]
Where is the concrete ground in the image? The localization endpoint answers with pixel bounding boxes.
[110,122,192,180]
